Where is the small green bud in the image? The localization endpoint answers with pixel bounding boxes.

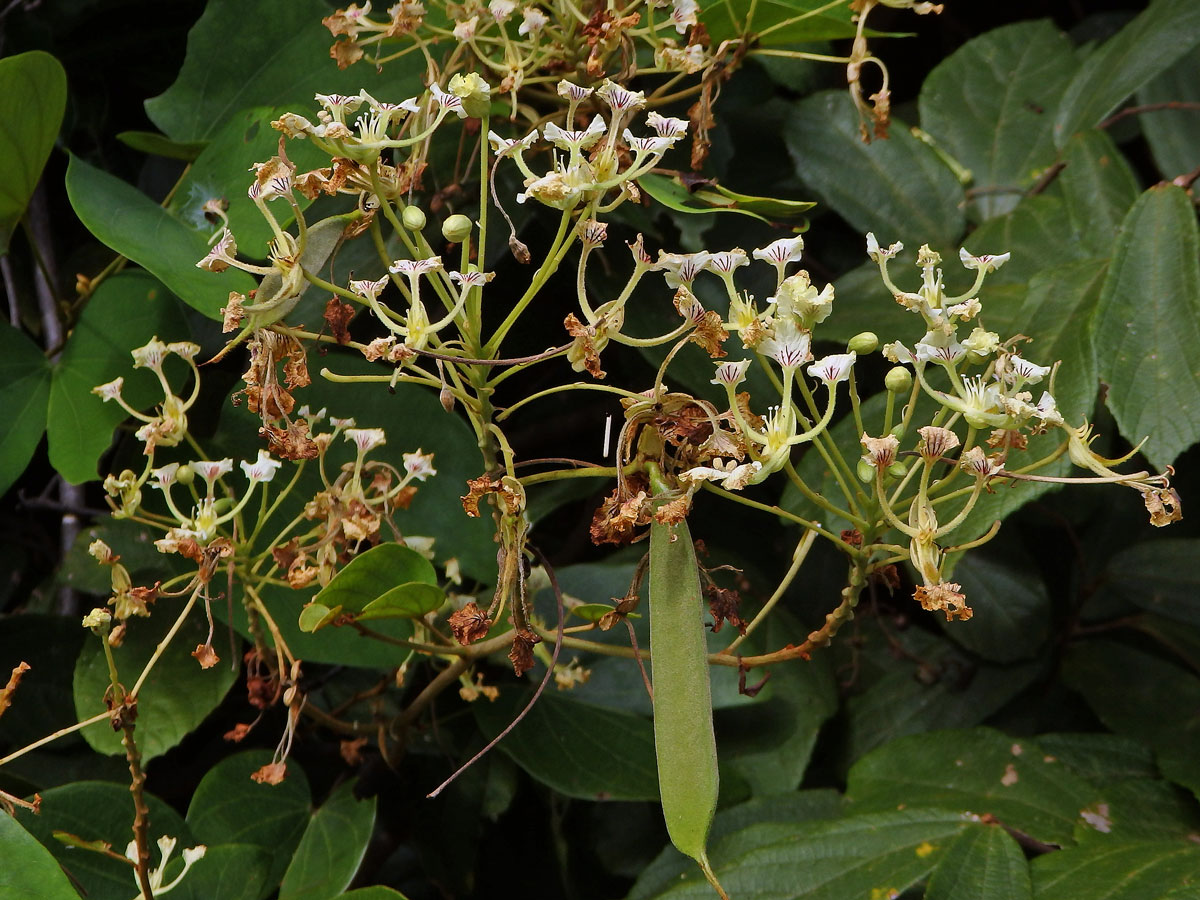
[884,366,912,394]
[448,72,492,119]
[402,206,427,231]
[847,331,879,354]
[890,424,905,441]
[213,498,235,515]
[965,350,989,366]
[888,460,908,478]
[442,214,473,244]
[175,464,195,486]
[857,459,875,483]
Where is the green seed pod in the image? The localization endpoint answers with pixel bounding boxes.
[175,464,195,486]
[857,458,875,483]
[888,460,908,478]
[646,476,725,895]
[213,497,235,515]
[884,366,913,394]
[847,331,879,354]
[401,206,427,231]
[441,214,473,244]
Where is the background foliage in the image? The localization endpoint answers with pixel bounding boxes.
[2,1,1200,898]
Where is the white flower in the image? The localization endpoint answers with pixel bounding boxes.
[403,448,437,481]
[656,250,711,288]
[389,256,443,278]
[1034,391,1063,426]
[197,228,238,272]
[518,7,548,34]
[488,0,516,21]
[595,80,645,113]
[1004,354,1051,384]
[131,337,169,372]
[543,116,607,152]
[866,232,903,262]
[711,359,751,387]
[671,0,699,33]
[622,130,672,153]
[556,81,593,103]
[807,352,856,386]
[704,249,749,275]
[681,458,761,491]
[646,111,689,139]
[93,377,125,401]
[428,83,466,118]
[758,322,812,370]
[150,463,180,489]
[345,428,387,453]
[959,246,1010,272]
[191,459,234,489]
[962,327,1000,357]
[240,450,282,483]
[315,93,364,119]
[449,270,493,289]
[350,275,390,301]
[453,16,477,39]
[753,235,804,266]
[167,341,200,361]
[914,331,965,365]
[487,128,537,156]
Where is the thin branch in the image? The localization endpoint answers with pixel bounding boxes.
[426,544,565,799]
[1098,100,1200,131]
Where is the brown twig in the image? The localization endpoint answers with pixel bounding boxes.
[1097,100,1200,132]
[408,343,571,367]
[425,545,565,799]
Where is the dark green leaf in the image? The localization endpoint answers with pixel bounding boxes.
[1054,0,1200,146]
[0,615,86,748]
[186,749,313,895]
[278,780,377,900]
[1100,539,1200,626]
[65,154,256,318]
[639,173,772,223]
[1092,185,1200,468]
[313,543,437,613]
[357,582,446,620]
[171,844,274,900]
[144,0,424,143]
[0,813,79,900]
[0,51,66,253]
[942,551,1050,663]
[702,0,862,45]
[841,616,1044,763]
[0,322,51,496]
[1136,45,1200,178]
[918,20,1079,220]
[848,727,1101,846]
[115,130,208,161]
[786,90,966,248]
[166,107,332,254]
[73,606,238,760]
[635,808,973,899]
[1059,130,1140,255]
[46,271,189,484]
[1063,639,1200,799]
[1037,733,1159,784]
[925,825,1033,900]
[1032,841,1200,900]
[15,781,193,900]
[473,688,660,801]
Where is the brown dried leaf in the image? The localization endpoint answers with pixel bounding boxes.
[329,38,363,68]
[706,585,747,634]
[224,722,254,743]
[448,601,492,645]
[324,297,355,345]
[508,629,541,677]
[191,643,220,669]
[340,736,369,765]
[689,310,728,358]
[250,761,288,784]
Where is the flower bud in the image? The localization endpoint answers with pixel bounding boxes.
[442,214,473,244]
[857,459,875,483]
[402,206,427,231]
[884,366,912,394]
[175,463,196,486]
[888,460,909,479]
[847,331,879,354]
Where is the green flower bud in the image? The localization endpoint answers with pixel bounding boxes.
[175,464,195,486]
[857,459,875,483]
[448,72,492,119]
[402,206,427,231]
[884,366,913,394]
[889,423,906,441]
[847,331,879,354]
[887,460,908,479]
[213,497,235,515]
[442,214,473,244]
